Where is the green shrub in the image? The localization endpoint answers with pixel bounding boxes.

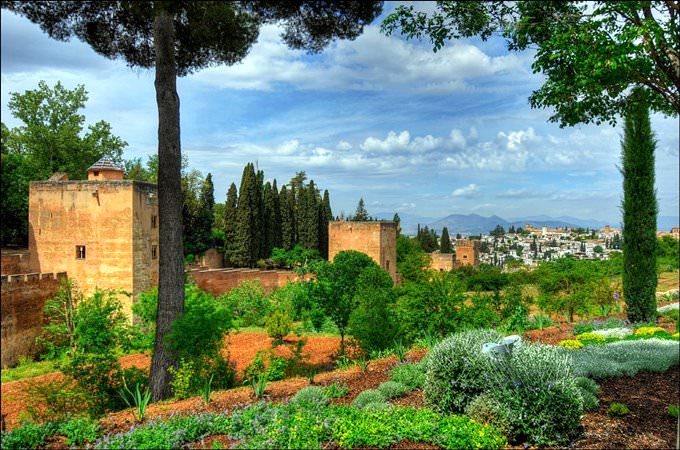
[464,393,511,436]
[265,310,292,342]
[390,362,426,391]
[1,421,58,450]
[352,389,387,410]
[574,376,600,395]
[23,377,89,423]
[36,279,83,360]
[362,401,392,413]
[667,405,679,418]
[423,329,502,412]
[243,350,288,383]
[608,402,630,416]
[58,417,100,446]
[168,359,197,400]
[220,280,269,327]
[377,381,407,399]
[569,339,680,379]
[322,382,349,398]
[290,386,328,408]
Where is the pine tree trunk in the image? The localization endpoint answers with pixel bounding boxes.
[149,9,185,402]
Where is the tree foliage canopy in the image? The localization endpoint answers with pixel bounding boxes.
[382,1,680,126]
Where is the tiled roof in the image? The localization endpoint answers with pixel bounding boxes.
[87,156,125,172]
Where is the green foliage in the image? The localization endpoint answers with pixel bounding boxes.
[416,225,439,252]
[351,389,387,410]
[608,402,630,417]
[667,405,679,419]
[0,421,58,450]
[536,258,602,322]
[271,245,321,269]
[440,227,452,253]
[657,236,679,272]
[464,394,511,436]
[58,417,100,446]
[23,377,89,423]
[569,339,680,379]
[264,310,292,342]
[575,377,600,411]
[322,382,350,399]
[290,386,329,408]
[36,279,83,360]
[249,373,268,399]
[1,358,56,383]
[243,350,288,383]
[377,381,407,399]
[622,94,658,322]
[119,374,152,421]
[221,280,269,327]
[390,362,426,391]
[396,234,431,283]
[347,265,397,353]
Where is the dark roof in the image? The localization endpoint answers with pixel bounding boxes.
[87,156,124,172]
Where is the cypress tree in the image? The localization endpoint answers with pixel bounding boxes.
[234,163,256,266]
[299,180,320,249]
[195,172,215,254]
[353,198,369,221]
[223,182,238,266]
[621,92,658,323]
[393,213,401,235]
[272,179,282,249]
[280,185,295,250]
[263,181,276,258]
[440,227,452,253]
[254,168,265,259]
[319,190,333,258]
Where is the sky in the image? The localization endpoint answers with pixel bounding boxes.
[1,3,678,225]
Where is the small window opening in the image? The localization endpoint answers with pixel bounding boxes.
[76,245,86,259]
[151,244,158,259]
[151,215,157,228]
[93,170,100,176]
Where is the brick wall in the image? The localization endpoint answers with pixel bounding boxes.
[1,251,31,275]
[188,268,306,296]
[1,272,66,368]
[430,252,454,271]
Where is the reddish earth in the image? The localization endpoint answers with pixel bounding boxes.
[2,327,678,449]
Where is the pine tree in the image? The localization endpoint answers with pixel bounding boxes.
[440,227,452,253]
[353,198,369,221]
[621,92,658,322]
[194,172,215,254]
[223,182,238,266]
[319,190,333,258]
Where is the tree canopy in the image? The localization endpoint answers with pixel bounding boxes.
[382,1,679,126]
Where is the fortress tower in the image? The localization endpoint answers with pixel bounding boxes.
[455,239,479,268]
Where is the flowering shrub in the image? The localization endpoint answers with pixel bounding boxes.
[575,332,606,344]
[559,339,584,349]
[592,327,633,339]
[657,302,679,313]
[635,326,666,337]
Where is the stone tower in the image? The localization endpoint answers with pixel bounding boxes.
[455,239,479,268]
[328,221,397,283]
[27,157,159,318]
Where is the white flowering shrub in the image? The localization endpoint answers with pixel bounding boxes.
[657,302,679,313]
[591,327,633,339]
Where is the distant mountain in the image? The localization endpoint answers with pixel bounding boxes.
[373,211,678,236]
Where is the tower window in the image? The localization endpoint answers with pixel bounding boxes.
[76,245,86,259]
[151,215,157,228]
[93,171,99,176]
[151,245,158,259]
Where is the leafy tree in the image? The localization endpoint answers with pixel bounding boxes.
[440,227,452,253]
[416,225,439,252]
[382,1,679,126]
[490,225,506,238]
[36,279,83,360]
[621,92,658,322]
[1,82,126,246]
[352,197,369,221]
[193,173,215,254]
[5,0,382,401]
[396,234,432,283]
[307,250,378,352]
[657,235,680,271]
[181,168,204,256]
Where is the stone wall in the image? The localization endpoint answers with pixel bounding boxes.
[1,272,66,368]
[455,239,479,267]
[188,268,305,296]
[430,252,454,271]
[1,250,30,275]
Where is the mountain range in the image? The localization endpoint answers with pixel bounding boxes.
[375,212,679,236]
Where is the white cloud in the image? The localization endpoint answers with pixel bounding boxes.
[451,183,481,198]
[336,140,353,150]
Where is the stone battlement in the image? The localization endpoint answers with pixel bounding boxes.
[1,272,67,286]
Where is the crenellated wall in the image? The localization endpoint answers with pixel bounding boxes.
[1,272,67,368]
[1,251,31,275]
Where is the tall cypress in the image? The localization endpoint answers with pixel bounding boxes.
[440,227,452,253]
[280,185,295,250]
[234,163,256,266]
[353,198,369,221]
[299,180,319,249]
[223,182,238,266]
[621,91,658,322]
[272,179,282,248]
[319,189,333,258]
[263,181,276,258]
[254,168,265,259]
[195,172,215,253]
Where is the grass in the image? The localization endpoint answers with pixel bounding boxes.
[1,359,57,383]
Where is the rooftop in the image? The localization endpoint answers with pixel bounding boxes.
[87,156,125,172]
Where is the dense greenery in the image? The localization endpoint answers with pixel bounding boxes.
[1,82,127,246]
[621,93,659,322]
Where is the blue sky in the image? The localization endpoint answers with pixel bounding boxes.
[2,3,678,225]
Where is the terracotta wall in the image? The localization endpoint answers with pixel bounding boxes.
[455,239,479,267]
[430,252,454,271]
[1,272,66,368]
[188,268,306,296]
[0,251,30,275]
